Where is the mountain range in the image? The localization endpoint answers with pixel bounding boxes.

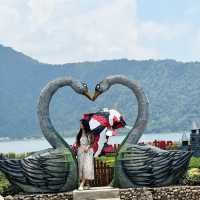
[0,44,199,138]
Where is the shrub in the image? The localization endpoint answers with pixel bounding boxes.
[0,172,10,194]
[187,168,200,185]
[189,157,200,169]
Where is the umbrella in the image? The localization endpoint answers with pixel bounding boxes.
[82,108,126,157]
[83,108,126,135]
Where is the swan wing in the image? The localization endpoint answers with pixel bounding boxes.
[0,148,72,191]
[120,144,192,186]
[120,145,154,186]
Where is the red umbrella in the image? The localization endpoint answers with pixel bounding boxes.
[82,108,126,135]
[82,108,126,156]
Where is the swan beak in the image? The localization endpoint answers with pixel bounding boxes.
[83,91,92,100]
[92,90,101,101]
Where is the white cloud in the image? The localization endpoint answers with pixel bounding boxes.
[28,0,55,25]
[191,28,200,59]
[0,0,157,63]
[0,0,199,63]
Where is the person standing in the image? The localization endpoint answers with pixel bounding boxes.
[76,119,95,190]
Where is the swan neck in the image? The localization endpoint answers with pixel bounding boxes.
[106,75,149,146]
[37,78,73,149]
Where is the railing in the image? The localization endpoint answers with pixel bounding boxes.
[90,159,114,187]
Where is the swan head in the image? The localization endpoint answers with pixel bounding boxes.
[71,80,92,100]
[93,80,110,101]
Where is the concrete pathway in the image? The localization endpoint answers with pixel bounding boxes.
[73,186,120,200]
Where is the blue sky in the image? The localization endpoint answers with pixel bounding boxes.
[137,0,200,61]
[138,0,200,24]
[0,0,199,63]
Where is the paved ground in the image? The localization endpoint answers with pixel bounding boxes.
[73,186,120,200]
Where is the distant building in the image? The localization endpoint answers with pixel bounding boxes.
[190,120,200,157]
[181,132,189,150]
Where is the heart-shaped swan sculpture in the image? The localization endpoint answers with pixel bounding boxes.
[0,75,191,193]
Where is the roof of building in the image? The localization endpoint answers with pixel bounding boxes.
[192,120,200,130]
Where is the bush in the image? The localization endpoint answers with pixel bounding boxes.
[0,172,10,194]
[189,157,200,169]
[186,168,200,185]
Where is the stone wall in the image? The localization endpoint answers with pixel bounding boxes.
[3,192,72,200]
[2,186,200,200]
[120,186,200,200]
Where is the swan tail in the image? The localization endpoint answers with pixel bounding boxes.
[171,151,192,172]
[0,159,26,183]
[162,150,192,185]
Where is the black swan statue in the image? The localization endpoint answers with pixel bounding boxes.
[93,75,192,187]
[0,77,92,193]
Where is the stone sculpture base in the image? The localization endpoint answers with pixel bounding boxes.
[73,186,120,200]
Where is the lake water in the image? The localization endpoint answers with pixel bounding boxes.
[0,132,190,153]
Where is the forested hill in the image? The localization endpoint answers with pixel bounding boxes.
[0,44,199,138]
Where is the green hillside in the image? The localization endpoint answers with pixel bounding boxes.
[0,44,199,138]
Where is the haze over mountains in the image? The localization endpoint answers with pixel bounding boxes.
[0,44,199,138]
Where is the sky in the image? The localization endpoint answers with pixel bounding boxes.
[0,0,200,64]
